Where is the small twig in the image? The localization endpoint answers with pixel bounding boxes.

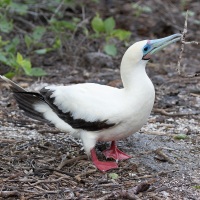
[148,193,163,200]
[0,138,16,143]
[38,129,63,134]
[38,166,75,177]
[53,172,78,187]
[96,193,113,200]
[143,131,175,137]
[167,76,200,84]
[177,10,200,77]
[11,178,37,183]
[153,108,200,116]
[190,93,200,97]
[145,135,158,147]
[177,10,188,75]
[183,41,199,45]
[137,174,156,179]
[31,177,64,186]
[14,16,35,28]
[29,186,60,194]
[75,169,97,182]
[57,155,88,170]
[1,172,23,183]
[0,191,20,198]
[154,148,175,164]
[14,25,28,34]
[103,181,154,200]
[50,0,64,20]
[22,189,55,194]
[131,181,152,194]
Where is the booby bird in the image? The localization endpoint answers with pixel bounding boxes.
[0,34,181,171]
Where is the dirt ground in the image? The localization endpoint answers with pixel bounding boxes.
[0,1,200,199]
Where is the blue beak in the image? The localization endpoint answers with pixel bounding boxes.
[142,33,181,60]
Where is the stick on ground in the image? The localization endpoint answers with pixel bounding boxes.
[177,10,199,77]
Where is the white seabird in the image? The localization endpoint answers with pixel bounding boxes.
[0,33,181,171]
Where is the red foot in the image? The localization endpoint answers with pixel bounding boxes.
[90,148,118,172]
[103,141,132,161]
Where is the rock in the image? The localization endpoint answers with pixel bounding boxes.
[83,52,114,69]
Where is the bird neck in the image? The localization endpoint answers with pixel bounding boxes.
[120,60,152,92]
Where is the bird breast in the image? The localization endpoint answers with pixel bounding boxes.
[96,83,155,142]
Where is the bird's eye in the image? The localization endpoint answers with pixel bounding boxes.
[143,45,150,52]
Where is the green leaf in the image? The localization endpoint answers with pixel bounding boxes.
[4,71,15,78]
[140,5,152,13]
[72,17,81,24]
[91,15,105,33]
[8,56,18,68]
[173,134,187,140]
[5,37,20,54]
[112,29,131,41]
[16,53,32,75]
[50,19,76,32]
[9,2,28,15]
[16,52,23,65]
[104,17,115,34]
[29,67,47,76]
[0,15,13,33]
[132,4,152,17]
[193,185,200,189]
[0,36,9,47]
[34,48,48,55]
[104,44,117,56]
[52,38,61,49]
[0,0,11,7]
[32,26,46,41]
[0,54,7,64]
[109,173,119,179]
[21,60,32,75]
[24,35,32,49]
[194,19,200,25]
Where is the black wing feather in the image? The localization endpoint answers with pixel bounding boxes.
[40,88,116,131]
[13,92,50,124]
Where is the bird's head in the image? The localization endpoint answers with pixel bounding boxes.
[122,33,182,67]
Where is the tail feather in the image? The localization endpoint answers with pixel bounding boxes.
[0,75,26,92]
[13,92,49,123]
[0,75,51,124]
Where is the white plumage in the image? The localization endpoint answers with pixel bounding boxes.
[0,34,181,171]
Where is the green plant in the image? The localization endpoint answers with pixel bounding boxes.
[91,14,131,56]
[47,17,80,54]
[49,18,78,33]
[34,37,61,55]
[0,36,46,77]
[193,185,200,190]
[0,0,131,77]
[0,14,13,33]
[173,134,187,140]
[0,0,48,77]
[25,26,46,50]
[132,3,152,17]
[16,52,46,76]
[0,0,28,33]
[108,173,119,179]
[0,0,78,77]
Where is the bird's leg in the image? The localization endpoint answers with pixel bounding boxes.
[103,141,132,162]
[90,148,118,172]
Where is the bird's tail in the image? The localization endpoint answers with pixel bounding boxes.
[0,75,27,92]
[0,75,51,124]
